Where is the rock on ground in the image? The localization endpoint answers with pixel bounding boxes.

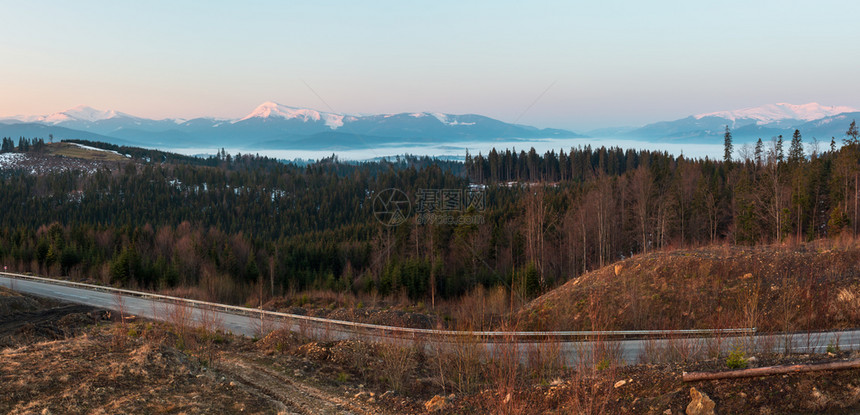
[686,387,716,415]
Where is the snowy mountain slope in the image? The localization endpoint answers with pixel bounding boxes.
[1,105,126,124]
[629,102,860,142]
[235,101,348,129]
[694,103,857,125]
[0,102,583,149]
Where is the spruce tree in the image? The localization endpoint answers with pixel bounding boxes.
[0,137,13,153]
[755,138,763,167]
[789,129,804,163]
[847,120,859,145]
[723,126,733,164]
[776,135,784,163]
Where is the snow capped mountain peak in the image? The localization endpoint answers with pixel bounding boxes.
[2,105,132,124]
[244,101,289,118]
[45,105,129,123]
[694,102,858,124]
[237,101,345,129]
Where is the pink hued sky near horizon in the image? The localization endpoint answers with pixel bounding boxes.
[1,1,859,131]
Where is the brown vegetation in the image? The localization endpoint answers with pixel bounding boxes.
[45,142,128,162]
[4,282,860,413]
[517,242,860,332]
[0,333,272,414]
[0,142,127,175]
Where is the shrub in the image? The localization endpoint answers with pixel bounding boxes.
[596,358,612,371]
[377,342,417,393]
[726,348,748,369]
[336,371,350,383]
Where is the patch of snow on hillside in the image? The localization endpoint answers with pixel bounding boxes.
[0,152,27,168]
[0,152,106,175]
[431,113,448,124]
[430,113,475,126]
[70,143,128,157]
[322,113,345,129]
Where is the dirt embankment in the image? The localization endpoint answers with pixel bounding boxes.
[0,288,272,414]
[0,304,102,348]
[517,243,860,332]
[0,287,386,414]
[0,287,101,348]
[0,286,56,315]
[0,336,279,414]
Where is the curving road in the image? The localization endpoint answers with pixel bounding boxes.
[2,273,859,365]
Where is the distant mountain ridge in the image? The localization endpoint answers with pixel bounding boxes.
[3,102,858,150]
[627,102,860,142]
[4,105,138,124]
[694,103,856,125]
[0,102,584,150]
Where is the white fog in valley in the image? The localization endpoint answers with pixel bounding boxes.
[172,137,725,162]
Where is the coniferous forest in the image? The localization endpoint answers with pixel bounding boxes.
[1,122,859,307]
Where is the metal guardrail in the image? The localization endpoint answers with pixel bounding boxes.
[0,271,756,340]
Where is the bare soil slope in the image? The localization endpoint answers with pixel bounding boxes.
[516,243,860,332]
[0,288,385,414]
[454,352,860,414]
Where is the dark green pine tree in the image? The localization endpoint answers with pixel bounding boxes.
[788,129,804,164]
[847,120,859,145]
[0,137,13,153]
[755,138,763,166]
[776,135,784,163]
[723,126,733,164]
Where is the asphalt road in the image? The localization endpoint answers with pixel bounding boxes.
[2,274,859,365]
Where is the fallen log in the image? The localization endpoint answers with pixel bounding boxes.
[683,359,860,382]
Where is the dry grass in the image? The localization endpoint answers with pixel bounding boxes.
[430,333,487,395]
[0,327,270,414]
[517,241,860,333]
[45,142,127,161]
[376,336,418,393]
[561,368,617,415]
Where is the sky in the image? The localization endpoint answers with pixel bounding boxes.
[1,1,859,131]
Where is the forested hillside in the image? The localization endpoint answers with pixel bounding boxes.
[1,122,859,309]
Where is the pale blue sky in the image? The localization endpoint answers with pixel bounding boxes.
[1,1,858,130]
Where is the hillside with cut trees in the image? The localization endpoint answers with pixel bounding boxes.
[516,243,860,332]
